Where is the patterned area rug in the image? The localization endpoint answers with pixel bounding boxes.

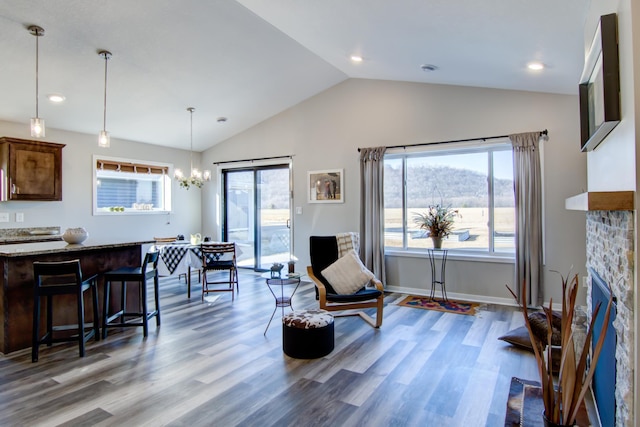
[504,377,591,427]
[504,377,545,427]
[398,295,479,315]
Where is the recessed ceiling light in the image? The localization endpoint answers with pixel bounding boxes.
[420,64,438,72]
[350,55,363,62]
[47,93,65,103]
[527,62,544,71]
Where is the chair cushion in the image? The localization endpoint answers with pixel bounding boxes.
[326,287,382,303]
[309,236,340,294]
[321,249,375,295]
[205,260,235,270]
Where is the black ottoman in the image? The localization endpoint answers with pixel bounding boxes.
[283,309,334,359]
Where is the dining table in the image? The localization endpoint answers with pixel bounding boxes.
[156,241,239,298]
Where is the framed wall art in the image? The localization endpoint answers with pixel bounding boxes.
[579,13,620,152]
[307,169,343,203]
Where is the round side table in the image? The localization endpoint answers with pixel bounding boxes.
[261,272,301,335]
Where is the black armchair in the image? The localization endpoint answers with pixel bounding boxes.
[307,236,383,328]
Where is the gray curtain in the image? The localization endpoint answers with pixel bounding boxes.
[510,132,543,306]
[359,146,387,283]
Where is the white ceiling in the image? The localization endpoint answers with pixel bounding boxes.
[0,0,588,152]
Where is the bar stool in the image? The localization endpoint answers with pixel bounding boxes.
[32,260,100,362]
[102,251,161,338]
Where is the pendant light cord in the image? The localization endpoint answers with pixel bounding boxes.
[34,28,41,118]
[188,107,195,173]
[100,51,112,132]
[103,54,108,131]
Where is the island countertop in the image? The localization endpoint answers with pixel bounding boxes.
[0,239,154,353]
[0,239,155,257]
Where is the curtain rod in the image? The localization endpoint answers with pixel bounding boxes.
[357,129,548,152]
[213,155,293,165]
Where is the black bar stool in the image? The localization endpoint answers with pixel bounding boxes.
[32,260,99,362]
[102,251,160,338]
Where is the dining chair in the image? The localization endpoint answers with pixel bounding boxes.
[200,242,238,301]
[32,259,100,362]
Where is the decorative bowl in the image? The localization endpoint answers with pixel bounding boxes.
[62,227,88,244]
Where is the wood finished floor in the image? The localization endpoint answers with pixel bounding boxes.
[0,272,540,427]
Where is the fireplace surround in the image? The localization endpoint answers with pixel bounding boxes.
[585,209,634,427]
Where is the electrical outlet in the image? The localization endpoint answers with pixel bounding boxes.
[0,212,8,222]
[15,212,24,222]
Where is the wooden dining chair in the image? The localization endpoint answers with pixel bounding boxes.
[200,243,238,301]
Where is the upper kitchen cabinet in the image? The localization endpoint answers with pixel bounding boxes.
[0,137,65,201]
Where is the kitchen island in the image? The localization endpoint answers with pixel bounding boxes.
[0,239,153,354]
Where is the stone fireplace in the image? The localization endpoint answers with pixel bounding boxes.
[565,191,635,426]
[585,209,634,427]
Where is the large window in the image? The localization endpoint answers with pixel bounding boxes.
[93,156,172,215]
[384,141,514,255]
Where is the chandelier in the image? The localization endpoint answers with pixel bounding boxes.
[174,107,211,189]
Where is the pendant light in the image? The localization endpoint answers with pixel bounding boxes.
[98,50,112,148]
[174,107,211,189]
[28,25,45,138]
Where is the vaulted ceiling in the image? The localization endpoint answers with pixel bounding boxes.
[0,1,588,151]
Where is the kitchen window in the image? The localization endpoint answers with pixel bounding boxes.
[93,155,172,215]
[384,140,515,256]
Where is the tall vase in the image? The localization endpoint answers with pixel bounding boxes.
[543,412,574,427]
[431,236,442,249]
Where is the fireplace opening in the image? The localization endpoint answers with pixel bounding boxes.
[589,268,617,427]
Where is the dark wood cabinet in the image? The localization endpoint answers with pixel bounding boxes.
[0,137,65,201]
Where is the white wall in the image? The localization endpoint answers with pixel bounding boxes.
[584,0,639,425]
[202,78,587,305]
[585,0,637,191]
[0,119,202,241]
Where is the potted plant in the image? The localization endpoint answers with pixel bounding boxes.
[507,273,613,426]
[413,204,459,248]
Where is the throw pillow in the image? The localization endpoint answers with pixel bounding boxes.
[528,310,562,346]
[321,249,375,295]
[498,326,533,352]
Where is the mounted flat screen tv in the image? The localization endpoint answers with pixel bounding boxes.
[579,13,620,152]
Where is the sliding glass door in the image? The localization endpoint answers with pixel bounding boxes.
[222,164,291,270]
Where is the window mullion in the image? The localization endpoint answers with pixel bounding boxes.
[488,151,495,253]
[402,156,408,249]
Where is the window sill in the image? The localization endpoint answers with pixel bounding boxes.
[93,210,170,216]
[384,248,515,264]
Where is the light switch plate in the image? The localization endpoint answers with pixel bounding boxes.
[16,213,24,222]
[295,206,302,215]
[0,212,9,222]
